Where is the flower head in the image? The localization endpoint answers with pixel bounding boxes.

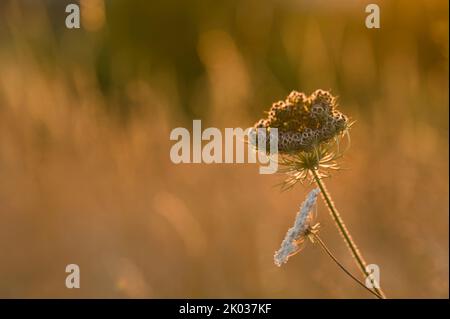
[274,188,321,267]
[251,89,352,188]
[253,90,349,153]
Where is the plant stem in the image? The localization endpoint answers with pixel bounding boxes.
[311,233,382,299]
[311,169,386,299]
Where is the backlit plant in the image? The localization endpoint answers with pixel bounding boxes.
[252,90,386,299]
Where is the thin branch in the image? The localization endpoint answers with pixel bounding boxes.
[311,169,387,298]
[311,233,382,299]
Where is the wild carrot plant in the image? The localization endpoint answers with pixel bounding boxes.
[252,90,386,299]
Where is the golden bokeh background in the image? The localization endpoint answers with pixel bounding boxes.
[0,0,448,298]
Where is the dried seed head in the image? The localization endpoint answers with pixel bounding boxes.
[251,90,349,153]
[253,90,349,154]
[274,188,321,267]
[250,90,352,188]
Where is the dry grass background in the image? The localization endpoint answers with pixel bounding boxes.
[0,0,448,298]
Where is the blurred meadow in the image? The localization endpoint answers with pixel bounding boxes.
[0,0,448,298]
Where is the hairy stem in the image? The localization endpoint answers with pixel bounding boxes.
[311,233,382,299]
[311,169,386,299]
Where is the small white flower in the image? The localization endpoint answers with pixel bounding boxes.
[274,188,320,267]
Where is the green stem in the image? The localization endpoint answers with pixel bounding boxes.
[311,169,386,299]
[312,233,382,299]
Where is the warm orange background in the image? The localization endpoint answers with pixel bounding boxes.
[0,0,448,298]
